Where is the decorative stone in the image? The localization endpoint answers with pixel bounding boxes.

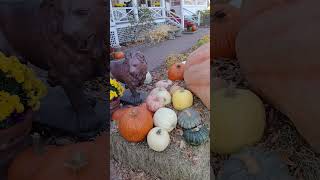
[111,51,148,106]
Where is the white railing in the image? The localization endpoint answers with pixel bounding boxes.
[145,7,165,19]
[113,7,135,23]
[165,9,182,28]
[112,6,168,24]
[183,8,200,25]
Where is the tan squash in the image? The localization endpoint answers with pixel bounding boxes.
[236,0,320,152]
[212,4,240,59]
[185,43,210,71]
[184,44,210,108]
[240,0,292,27]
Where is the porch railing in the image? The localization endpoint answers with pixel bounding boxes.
[143,7,165,19]
[113,7,135,23]
[112,7,166,24]
[182,7,201,26]
[165,9,182,28]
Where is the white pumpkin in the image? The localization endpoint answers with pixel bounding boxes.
[147,127,170,152]
[155,80,173,89]
[144,71,152,84]
[153,107,177,132]
[150,87,171,105]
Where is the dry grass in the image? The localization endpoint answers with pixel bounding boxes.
[165,53,188,68]
[212,59,320,180]
[146,25,172,44]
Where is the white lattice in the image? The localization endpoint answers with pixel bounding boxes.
[110,28,120,47]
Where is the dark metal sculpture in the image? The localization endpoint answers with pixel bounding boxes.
[0,0,107,135]
[110,51,148,105]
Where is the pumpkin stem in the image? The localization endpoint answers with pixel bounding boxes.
[224,83,237,97]
[237,154,261,175]
[64,151,88,174]
[31,133,45,155]
[176,64,181,68]
[156,129,162,135]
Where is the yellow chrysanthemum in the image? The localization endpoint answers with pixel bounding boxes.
[0,52,48,118]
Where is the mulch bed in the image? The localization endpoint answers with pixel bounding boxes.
[212,59,320,180]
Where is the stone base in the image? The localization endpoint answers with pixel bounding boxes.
[35,86,108,138]
[111,132,210,180]
[120,90,148,106]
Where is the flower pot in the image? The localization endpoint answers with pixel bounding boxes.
[0,110,33,170]
[110,98,121,115]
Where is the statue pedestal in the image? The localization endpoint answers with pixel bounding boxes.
[35,86,108,138]
[120,89,148,106]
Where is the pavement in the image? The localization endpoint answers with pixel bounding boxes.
[129,28,210,70]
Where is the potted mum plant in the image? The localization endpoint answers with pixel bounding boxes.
[0,52,47,167]
[110,78,125,114]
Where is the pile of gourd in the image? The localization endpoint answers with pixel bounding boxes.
[112,66,209,152]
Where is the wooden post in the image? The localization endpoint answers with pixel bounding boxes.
[132,0,139,22]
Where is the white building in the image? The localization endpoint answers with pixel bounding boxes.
[110,0,209,47]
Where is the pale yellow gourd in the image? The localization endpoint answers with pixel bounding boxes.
[172,89,193,110]
[211,87,266,154]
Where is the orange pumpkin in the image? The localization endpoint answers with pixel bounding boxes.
[213,4,240,59]
[118,103,153,142]
[113,51,125,59]
[111,105,133,121]
[184,44,210,108]
[8,133,108,180]
[168,63,185,81]
[192,25,197,31]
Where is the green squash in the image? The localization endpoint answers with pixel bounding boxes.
[211,87,266,154]
[183,125,209,146]
[218,148,294,180]
[178,108,202,129]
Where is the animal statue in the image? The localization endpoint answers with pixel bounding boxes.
[0,0,107,135]
[110,51,148,104]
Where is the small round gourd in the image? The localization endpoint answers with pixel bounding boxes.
[146,94,165,112]
[155,80,173,89]
[183,125,209,146]
[144,71,152,84]
[178,108,202,129]
[172,89,193,111]
[155,89,171,105]
[147,127,170,152]
[153,108,177,132]
[212,86,266,154]
[218,148,293,180]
